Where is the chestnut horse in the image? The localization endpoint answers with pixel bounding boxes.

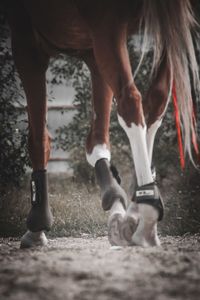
[5,0,199,248]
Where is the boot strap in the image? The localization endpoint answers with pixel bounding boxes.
[135,183,164,221]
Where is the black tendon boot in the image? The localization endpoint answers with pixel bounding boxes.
[26,170,53,232]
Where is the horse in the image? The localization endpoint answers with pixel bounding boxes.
[5,0,200,248]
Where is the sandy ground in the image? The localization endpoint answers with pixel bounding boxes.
[0,235,200,300]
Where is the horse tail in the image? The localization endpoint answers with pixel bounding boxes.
[139,0,200,163]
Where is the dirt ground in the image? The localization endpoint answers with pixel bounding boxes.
[0,235,200,300]
[1,155,200,300]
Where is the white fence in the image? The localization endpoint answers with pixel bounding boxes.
[16,70,78,174]
[47,82,76,174]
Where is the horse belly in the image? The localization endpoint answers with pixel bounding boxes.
[23,0,92,50]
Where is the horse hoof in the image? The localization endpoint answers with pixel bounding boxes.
[131,228,161,247]
[108,199,128,246]
[131,204,161,247]
[102,184,128,211]
[120,202,139,243]
[20,230,48,248]
[108,214,127,246]
[121,216,139,244]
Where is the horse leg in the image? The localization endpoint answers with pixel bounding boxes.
[123,55,171,246]
[83,52,128,246]
[11,22,53,248]
[145,58,171,166]
[90,17,169,246]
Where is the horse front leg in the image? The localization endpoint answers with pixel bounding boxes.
[90,21,165,247]
[83,52,128,246]
[123,55,171,246]
[117,87,162,247]
[11,26,53,248]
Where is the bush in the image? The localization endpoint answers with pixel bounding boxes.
[0,14,29,194]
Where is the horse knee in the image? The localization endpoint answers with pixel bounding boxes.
[117,84,144,127]
[145,86,170,127]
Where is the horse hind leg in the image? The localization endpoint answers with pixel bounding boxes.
[11,20,53,247]
[83,52,128,246]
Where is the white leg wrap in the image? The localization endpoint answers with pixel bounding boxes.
[86,144,111,167]
[118,115,153,186]
[146,119,162,164]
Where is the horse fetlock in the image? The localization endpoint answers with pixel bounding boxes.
[20,231,48,248]
[102,184,128,211]
[27,170,53,232]
[138,203,159,223]
[27,205,54,232]
[95,158,127,211]
[110,198,126,217]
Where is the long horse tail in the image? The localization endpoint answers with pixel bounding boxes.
[138,0,200,163]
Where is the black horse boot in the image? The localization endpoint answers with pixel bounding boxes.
[26,170,54,232]
[125,182,164,246]
[135,182,164,221]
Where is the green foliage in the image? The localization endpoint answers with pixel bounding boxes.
[0,15,29,193]
[51,57,91,151]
